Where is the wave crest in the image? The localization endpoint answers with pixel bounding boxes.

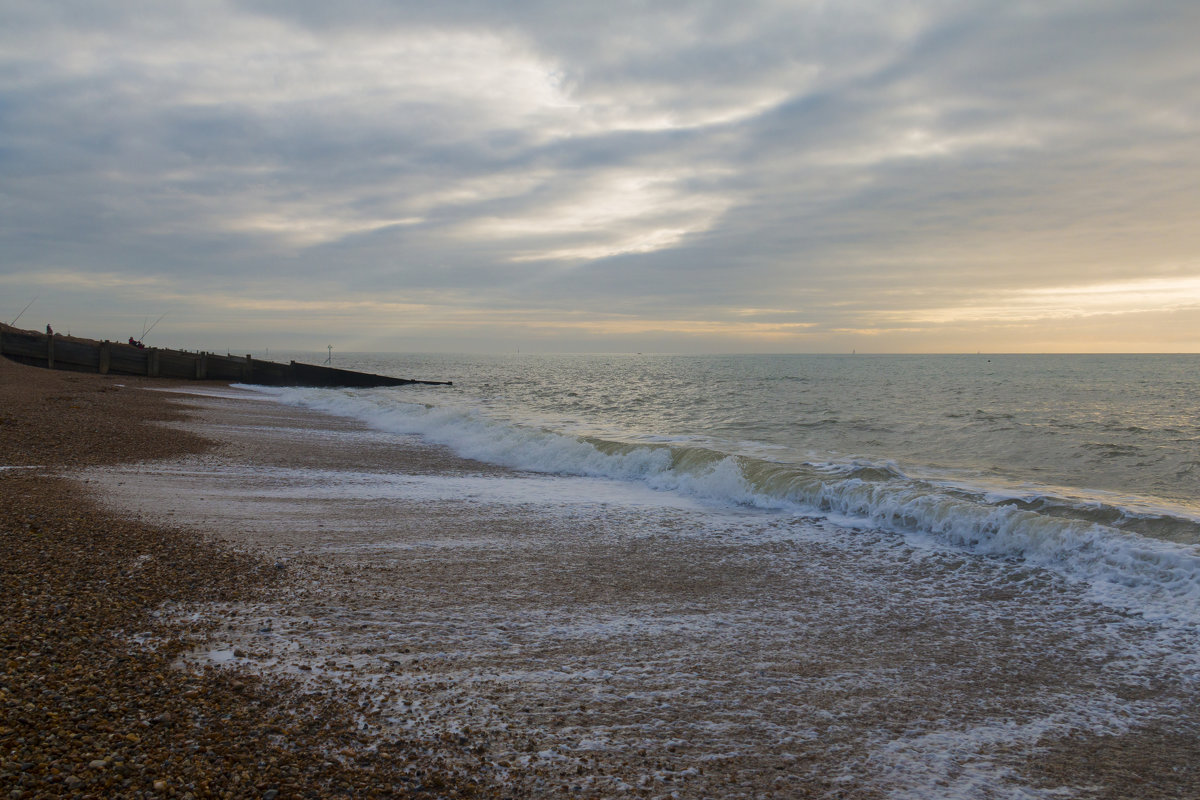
[256,385,1200,625]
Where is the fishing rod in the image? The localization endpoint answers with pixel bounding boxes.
[10,296,38,327]
[141,312,168,342]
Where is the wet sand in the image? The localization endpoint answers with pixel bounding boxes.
[75,384,1200,799]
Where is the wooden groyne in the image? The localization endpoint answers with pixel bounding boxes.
[0,324,451,388]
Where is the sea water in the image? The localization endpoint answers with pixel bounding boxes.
[252,353,1200,626]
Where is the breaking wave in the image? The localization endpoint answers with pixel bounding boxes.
[251,385,1200,626]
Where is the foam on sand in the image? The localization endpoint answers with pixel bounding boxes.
[84,390,1200,799]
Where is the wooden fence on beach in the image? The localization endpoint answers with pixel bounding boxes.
[0,324,450,388]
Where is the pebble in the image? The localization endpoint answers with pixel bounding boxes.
[0,358,505,799]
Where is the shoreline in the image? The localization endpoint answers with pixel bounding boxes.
[0,357,499,798]
[75,375,1200,798]
[6,355,1200,799]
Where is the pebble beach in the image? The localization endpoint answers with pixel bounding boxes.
[0,357,499,798]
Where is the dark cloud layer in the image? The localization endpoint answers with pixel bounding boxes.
[2,0,1198,352]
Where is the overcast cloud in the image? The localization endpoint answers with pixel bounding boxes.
[2,0,1198,352]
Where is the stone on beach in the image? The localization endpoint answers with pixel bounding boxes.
[0,356,498,798]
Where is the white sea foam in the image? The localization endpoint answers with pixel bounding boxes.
[121,462,719,514]
[854,699,1150,800]
[246,385,1200,630]
[92,380,1200,799]
[151,385,277,401]
[77,364,1194,799]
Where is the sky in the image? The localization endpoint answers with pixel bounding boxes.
[2,0,1199,354]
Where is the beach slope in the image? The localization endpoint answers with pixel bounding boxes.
[0,357,494,798]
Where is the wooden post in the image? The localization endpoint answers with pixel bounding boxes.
[195,352,207,379]
[244,355,253,381]
[148,349,160,378]
[99,341,111,374]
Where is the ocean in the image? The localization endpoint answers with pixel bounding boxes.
[96,353,1200,798]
